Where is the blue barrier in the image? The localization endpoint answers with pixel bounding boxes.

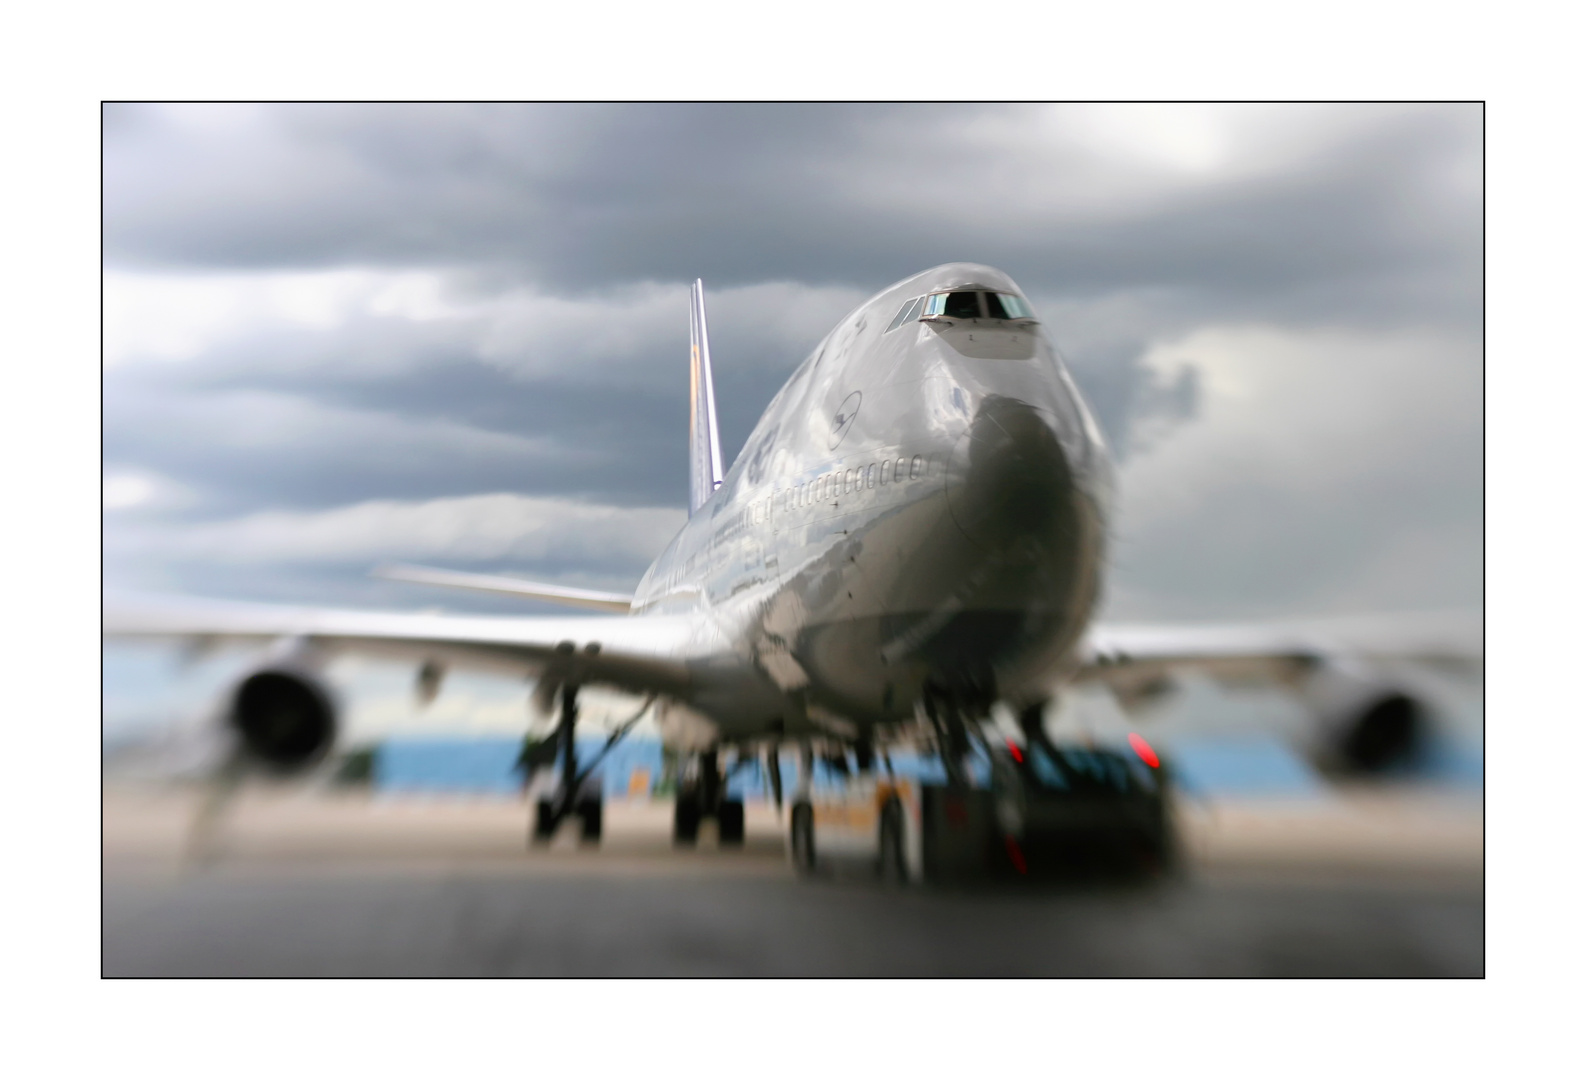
[369,732,1478,798]
[373,736,665,795]
[1161,734,1326,797]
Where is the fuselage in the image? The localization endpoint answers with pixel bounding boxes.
[632,264,1113,745]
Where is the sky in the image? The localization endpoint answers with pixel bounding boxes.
[102,103,1483,735]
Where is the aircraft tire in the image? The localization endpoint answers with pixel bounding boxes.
[718,799,745,846]
[531,799,558,845]
[790,801,816,875]
[878,799,906,884]
[673,795,701,845]
[577,797,602,844]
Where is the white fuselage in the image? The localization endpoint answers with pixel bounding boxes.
[632,263,1112,746]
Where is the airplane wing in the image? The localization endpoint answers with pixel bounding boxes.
[1076,611,1482,706]
[370,563,633,613]
[102,592,698,702]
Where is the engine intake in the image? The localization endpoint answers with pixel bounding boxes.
[1338,692,1423,773]
[230,669,337,772]
[1304,662,1429,774]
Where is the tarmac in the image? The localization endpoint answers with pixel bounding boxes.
[101,785,1483,977]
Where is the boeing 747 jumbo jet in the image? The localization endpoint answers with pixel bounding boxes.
[104,264,1479,878]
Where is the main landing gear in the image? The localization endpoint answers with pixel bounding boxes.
[673,748,746,846]
[525,684,654,849]
[528,684,604,845]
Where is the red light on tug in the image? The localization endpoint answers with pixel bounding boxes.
[1006,739,1023,763]
[1128,733,1160,769]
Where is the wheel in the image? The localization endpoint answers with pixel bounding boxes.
[673,792,701,845]
[531,799,558,845]
[718,799,745,846]
[790,801,815,874]
[877,799,907,884]
[577,797,602,843]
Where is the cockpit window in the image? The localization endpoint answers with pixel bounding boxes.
[886,295,923,332]
[924,291,982,319]
[987,292,1035,320]
[920,290,1038,321]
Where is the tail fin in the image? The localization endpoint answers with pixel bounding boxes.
[688,279,724,516]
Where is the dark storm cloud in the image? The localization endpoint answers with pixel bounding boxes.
[101,277,858,519]
[103,340,683,515]
[104,103,1479,325]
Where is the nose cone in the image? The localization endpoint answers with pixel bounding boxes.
[948,395,1078,552]
[930,394,1103,680]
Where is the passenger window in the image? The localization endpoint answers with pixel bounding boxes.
[880,460,891,484]
[865,464,875,488]
[897,457,908,480]
[886,296,922,332]
[910,455,923,480]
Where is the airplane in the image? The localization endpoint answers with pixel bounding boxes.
[104,263,1480,873]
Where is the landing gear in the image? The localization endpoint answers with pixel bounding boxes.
[922,685,977,789]
[765,748,783,812]
[718,799,745,845]
[790,801,816,874]
[528,683,580,846]
[671,747,745,847]
[576,796,602,843]
[877,798,906,883]
[525,682,616,847]
[673,796,701,843]
[533,798,559,843]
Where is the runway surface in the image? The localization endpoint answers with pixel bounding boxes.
[102,788,1483,977]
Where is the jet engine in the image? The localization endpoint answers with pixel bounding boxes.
[1302,661,1427,774]
[226,666,338,773]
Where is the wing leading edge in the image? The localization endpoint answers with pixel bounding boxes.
[372,563,633,612]
[103,593,698,701]
[1077,611,1482,705]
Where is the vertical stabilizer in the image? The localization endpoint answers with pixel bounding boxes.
[688,279,724,515]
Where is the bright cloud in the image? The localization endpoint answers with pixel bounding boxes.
[108,491,686,567]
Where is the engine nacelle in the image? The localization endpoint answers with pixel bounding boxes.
[227,667,338,773]
[1302,661,1426,774]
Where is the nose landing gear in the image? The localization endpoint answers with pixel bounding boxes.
[922,684,980,788]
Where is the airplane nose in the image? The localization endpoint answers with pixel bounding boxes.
[946,394,1078,553]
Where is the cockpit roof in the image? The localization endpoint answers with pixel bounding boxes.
[889,262,1022,297]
